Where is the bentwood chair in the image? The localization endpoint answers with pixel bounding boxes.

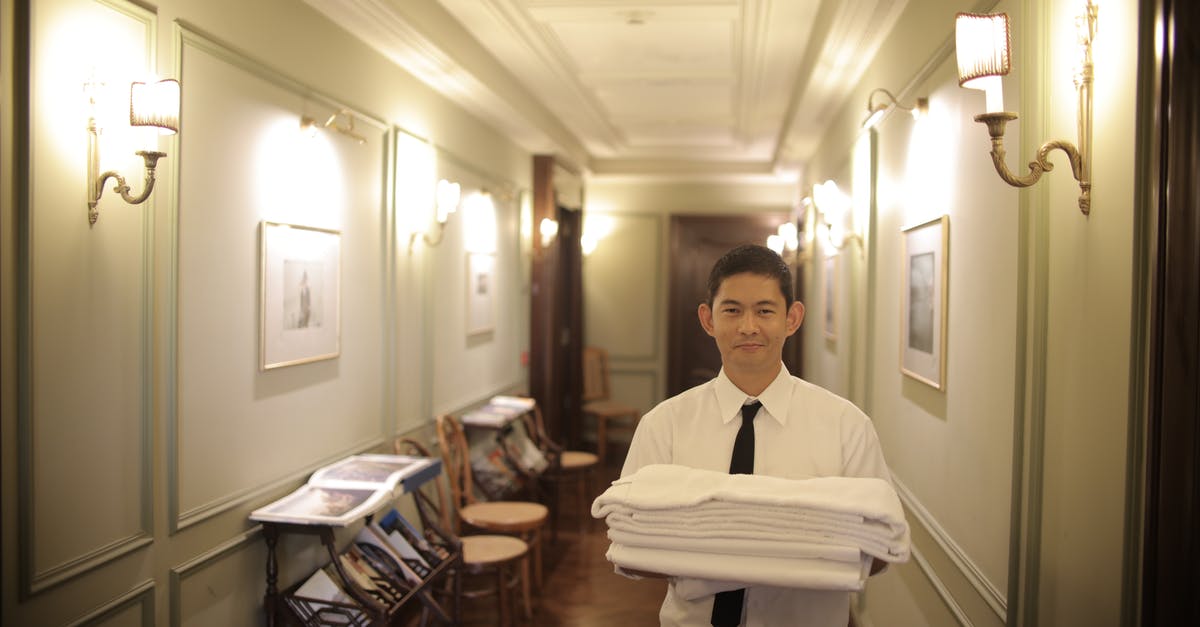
[521,403,599,542]
[393,437,531,626]
[581,346,641,467]
[435,414,549,604]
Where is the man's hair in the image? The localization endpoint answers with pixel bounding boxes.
[706,244,794,306]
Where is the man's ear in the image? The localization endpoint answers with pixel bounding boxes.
[697,303,716,337]
[786,301,805,336]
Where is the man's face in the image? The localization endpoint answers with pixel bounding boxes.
[698,272,804,376]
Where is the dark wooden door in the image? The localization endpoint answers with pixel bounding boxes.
[666,214,796,397]
[1143,0,1200,622]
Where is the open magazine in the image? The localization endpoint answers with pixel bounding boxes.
[250,454,441,526]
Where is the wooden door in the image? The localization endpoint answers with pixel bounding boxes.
[1142,0,1200,622]
[666,214,796,397]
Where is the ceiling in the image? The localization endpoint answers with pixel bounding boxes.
[309,0,908,180]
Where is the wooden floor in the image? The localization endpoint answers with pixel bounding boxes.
[453,454,667,626]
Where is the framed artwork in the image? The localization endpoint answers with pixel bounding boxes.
[260,221,341,370]
[900,215,949,389]
[466,252,495,335]
[823,254,837,341]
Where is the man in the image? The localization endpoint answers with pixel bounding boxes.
[620,244,894,627]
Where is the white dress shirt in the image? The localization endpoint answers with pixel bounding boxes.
[620,364,893,627]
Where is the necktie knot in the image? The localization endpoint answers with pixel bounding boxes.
[741,400,761,422]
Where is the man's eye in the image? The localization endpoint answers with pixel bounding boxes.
[758,309,775,315]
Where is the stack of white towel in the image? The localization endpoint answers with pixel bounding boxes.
[591,464,910,596]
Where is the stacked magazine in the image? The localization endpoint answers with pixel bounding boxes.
[286,508,449,624]
[251,454,441,527]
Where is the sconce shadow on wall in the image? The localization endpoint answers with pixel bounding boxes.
[956,1,1098,215]
[86,77,179,226]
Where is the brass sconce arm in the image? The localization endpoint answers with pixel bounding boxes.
[975,111,1089,213]
[89,151,166,224]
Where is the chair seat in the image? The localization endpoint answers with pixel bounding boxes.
[583,400,639,417]
[461,534,528,566]
[461,501,548,533]
[560,450,599,470]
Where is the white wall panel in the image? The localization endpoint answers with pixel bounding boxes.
[25,0,155,591]
[175,32,388,525]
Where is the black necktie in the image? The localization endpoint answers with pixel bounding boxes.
[711,401,761,627]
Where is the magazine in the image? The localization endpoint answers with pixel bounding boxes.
[250,454,441,526]
[379,508,449,565]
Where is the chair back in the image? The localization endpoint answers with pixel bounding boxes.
[435,414,479,510]
[520,404,562,459]
[393,437,455,535]
[582,346,611,402]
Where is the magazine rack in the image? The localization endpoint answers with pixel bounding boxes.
[263,517,462,627]
[257,457,462,627]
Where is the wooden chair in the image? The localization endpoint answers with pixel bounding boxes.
[393,437,531,627]
[521,403,599,542]
[581,346,641,467]
[435,414,549,604]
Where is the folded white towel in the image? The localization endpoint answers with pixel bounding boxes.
[606,528,861,562]
[606,542,871,591]
[671,557,875,601]
[593,464,910,562]
[594,465,905,529]
[604,509,907,561]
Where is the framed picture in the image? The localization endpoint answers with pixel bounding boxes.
[466,252,495,335]
[900,215,949,389]
[823,254,837,341]
[260,221,341,370]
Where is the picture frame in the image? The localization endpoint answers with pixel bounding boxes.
[823,254,838,341]
[260,221,341,370]
[900,215,949,389]
[466,252,495,336]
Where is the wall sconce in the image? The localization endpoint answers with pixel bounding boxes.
[862,88,928,130]
[956,2,1097,215]
[766,221,800,260]
[539,218,559,248]
[86,78,179,226]
[300,108,366,144]
[410,178,460,248]
[812,180,862,252]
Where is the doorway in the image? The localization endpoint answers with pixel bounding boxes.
[666,214,798,397]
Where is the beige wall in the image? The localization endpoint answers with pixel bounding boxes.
[1,0,533,624]
[804,0,1142,626]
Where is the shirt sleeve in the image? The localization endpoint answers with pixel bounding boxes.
[839,404,894,483]
[619,402,673,478]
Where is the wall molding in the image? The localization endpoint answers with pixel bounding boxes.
[65,579,155,627]
[592,212,662,362]
[19,0,157,598]
[169,527,260,627]
[910,543,974,627]
[894,477,1007,622]
[174,436,385,532]
[168,22,392,535]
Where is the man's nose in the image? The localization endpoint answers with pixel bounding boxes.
[738,312,759,333]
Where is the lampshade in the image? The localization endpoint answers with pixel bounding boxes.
[955,12,1011,88]
[129,79,180,134]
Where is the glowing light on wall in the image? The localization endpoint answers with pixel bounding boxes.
[461,191,497,253]
[581,214,615,256]
[394,131,436,241]
[254,116,343,228]
[904,101,957,224]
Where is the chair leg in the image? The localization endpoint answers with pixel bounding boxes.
[497,563,511,627]
[577,469,589,535]
[520,556,534,622]
[597,417,608,467]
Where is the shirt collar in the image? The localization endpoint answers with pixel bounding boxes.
[714,365,793,426]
